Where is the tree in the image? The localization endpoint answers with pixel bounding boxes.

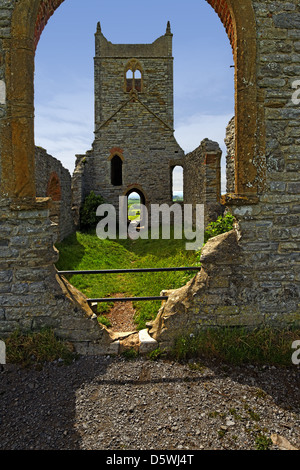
[79,191,106,231]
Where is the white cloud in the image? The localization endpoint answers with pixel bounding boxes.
[34,80,94,173]
[175,112,233,154]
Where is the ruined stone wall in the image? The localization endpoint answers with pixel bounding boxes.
[35,146,75,242]
[74,24,184,216]
[1,0,300,355]
[184,138,224,227]
[82,107,184,211]
[0,195,119,355]
[224,117,235,194]
[149,1,300,348]
[0,1,120,354]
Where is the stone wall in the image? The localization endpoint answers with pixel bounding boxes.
[184,138,224,227]
[35,146,75,242]
[148,1,300,348]
[0,196,120,355]
[0,0,300,355]
[224,117,235,194]
[73,23,185,218]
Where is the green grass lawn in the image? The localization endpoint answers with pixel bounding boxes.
[55,229,199,329]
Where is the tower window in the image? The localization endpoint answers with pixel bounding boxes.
[134,69,142,92]
[111,155,123,186]
[126,69,134,92]
[125,60,143,93]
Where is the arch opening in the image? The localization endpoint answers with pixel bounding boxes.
[29,0,259,204]
[0,0,265,354]
[171,166,183,202]
[127,191,142,224]
[111,155,123,186]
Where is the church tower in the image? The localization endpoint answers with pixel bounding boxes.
[73,21,184,221]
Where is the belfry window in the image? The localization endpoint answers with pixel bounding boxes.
[134,69,142,92]
[111,155,123,186]
[126,69,134,92]
[125,60,143,93]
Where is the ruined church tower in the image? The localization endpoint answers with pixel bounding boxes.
[72,21,184,218]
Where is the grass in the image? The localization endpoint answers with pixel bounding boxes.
[255,433,273,450]
[55,228,199,329]
[4,329,76,368]
[170,326,300,366]
[54,218,299,367]
[128,198,141,221]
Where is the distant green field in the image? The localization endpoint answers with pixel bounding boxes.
[56,230,199,330]
[128,199,141,221]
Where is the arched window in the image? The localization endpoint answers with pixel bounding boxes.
[125,59,143,93]
[171,166,183,202]
[134,69,142,92]
[126,69,134,92]
[111,155,123,186]
[47,172,61,201]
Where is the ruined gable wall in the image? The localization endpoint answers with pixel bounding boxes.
[83,100,184,210]
[80,27,184,211]
[35,146,75,242]
[183,138,224,227]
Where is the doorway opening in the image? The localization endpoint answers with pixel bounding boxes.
[126,188,147,230]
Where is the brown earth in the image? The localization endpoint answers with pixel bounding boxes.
[104,294,137,332]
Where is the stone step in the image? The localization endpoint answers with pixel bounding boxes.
[138,329,158,354]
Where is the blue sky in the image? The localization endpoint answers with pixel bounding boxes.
[34,0,234,192]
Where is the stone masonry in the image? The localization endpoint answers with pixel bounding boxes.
[35,146,75,242]
[225,117,235,194]
[184,138,224,227]
[0,0,300,354]
[72,21,185,221]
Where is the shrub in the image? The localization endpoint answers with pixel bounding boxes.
[79,191,106,231]
[204,213,235,243]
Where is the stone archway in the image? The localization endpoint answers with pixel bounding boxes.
[0,0,262,201]
[31,0,262,200]
[0,0,267,353]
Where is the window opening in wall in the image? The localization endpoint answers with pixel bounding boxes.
[172,166,183,202]
[125,60,143,93]
[126,69,134,92]
[128,191,141,224]
[30,0,241,336]
[47,172,61,201]
[134,69,142,92]
[111,155,123,186]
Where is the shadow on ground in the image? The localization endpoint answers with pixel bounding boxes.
[0,355,299,450]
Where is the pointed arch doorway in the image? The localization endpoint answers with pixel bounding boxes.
[124,187,147,234]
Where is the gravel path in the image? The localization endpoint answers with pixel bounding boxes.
[0,355,299,451]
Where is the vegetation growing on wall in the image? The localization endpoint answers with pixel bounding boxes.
[204,213,235,243]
